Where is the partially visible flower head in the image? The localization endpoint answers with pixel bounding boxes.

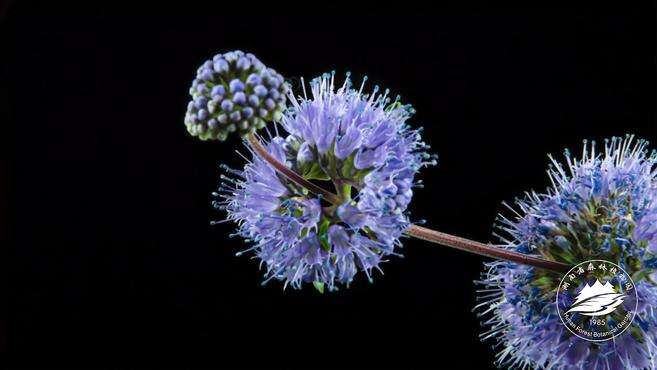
[214,73,436,291]
[476,135,657,369]
[184,50,287,141]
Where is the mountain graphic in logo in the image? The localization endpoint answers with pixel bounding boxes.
[566,279,626,317]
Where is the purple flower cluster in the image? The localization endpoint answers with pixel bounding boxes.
[476,136,657,369]
[184,50,287,141]
[215,73,435,291]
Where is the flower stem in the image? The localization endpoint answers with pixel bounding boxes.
[246,133,342,204]
[245,132,571,273]
[405,225,570,273]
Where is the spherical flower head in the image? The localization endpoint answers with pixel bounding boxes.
[214,73,436,291]
[184,50,287,141]
[476,135,657,369]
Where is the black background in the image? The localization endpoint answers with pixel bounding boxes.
[5,3,656,369]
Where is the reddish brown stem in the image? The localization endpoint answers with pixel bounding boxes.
[246,132,571,273]
[405,225,570,273]
[246,133,342,204]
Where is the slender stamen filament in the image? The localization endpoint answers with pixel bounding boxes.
[245,132,571,273]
